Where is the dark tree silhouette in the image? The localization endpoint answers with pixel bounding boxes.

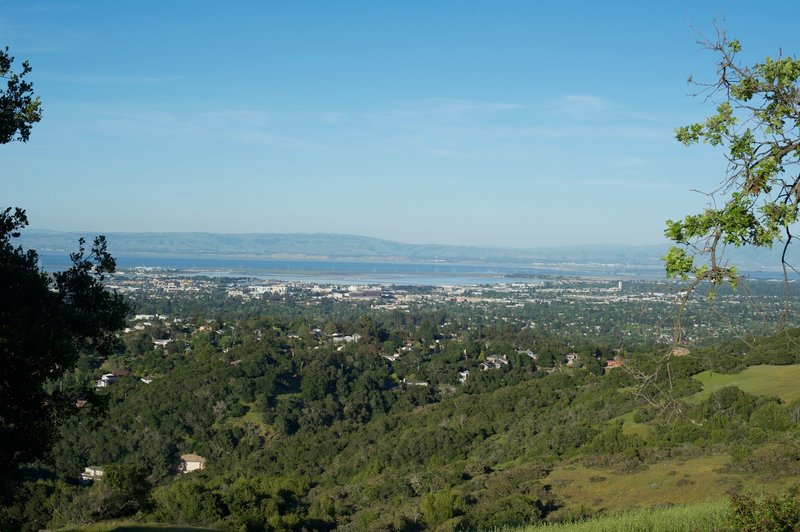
[0,209,130,491]
[0,48,128,494]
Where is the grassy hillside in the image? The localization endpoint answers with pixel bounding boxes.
[545,455,794,514]
[10,305,800,529]
[521,500,729,531]
[690,364,800,403]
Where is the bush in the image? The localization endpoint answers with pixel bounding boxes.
[461,493,545,529]
[727,484,800,531]
[420,487,463,527]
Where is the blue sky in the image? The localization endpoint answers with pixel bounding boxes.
[2,1,797,247]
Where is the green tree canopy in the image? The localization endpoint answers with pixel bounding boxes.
[665,33,800,292]
[0,46,41,143]
[0,209,130,491]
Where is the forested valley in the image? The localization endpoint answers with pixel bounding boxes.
[5,275,800,531]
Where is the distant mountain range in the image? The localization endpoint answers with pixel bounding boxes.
[20,229,797,271]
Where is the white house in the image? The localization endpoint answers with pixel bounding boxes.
[95,370,131,388]
[480,355,509,371]
[81,466,104,482]
[333,334,362,344]
[180,453,207,474]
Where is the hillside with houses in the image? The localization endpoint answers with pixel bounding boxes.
[5,271,800,530]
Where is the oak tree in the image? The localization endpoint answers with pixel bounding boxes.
[665,33,800,299]
[0,210,129,492]
[0,48,128,496]
[0,46,41,143]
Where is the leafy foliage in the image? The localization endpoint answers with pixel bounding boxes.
[3,281,800,529]
[0,46,41,143]
[0,209,129,494]
[728,484,800,531]
[665,33,800,295]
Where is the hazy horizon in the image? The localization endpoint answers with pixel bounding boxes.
[25,226,672,251]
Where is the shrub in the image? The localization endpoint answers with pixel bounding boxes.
[727,484,800,531]
[420,486,463,527]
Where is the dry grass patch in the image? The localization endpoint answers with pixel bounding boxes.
[519,499,729,531]
[543,455,792,513]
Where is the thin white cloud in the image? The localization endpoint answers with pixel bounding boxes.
[384,98,524,119]
[339,98,527,156]
[572,177,684,190]
[0,15,81,54]
[315,111,347,125]
[11,4,77,15]
[329,96,672,158]
[621,111,663,121]
[550,95,609,118]
[49,94,672,162]
[41,73,184,85]
[60,104,334,153]
[615,157,646,167]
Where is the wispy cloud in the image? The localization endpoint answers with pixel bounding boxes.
[621,111,663,121]
[572,177,684,190]
[549,95,609,118]
[61,104,335,153]
[317,96,672,158]
[11,4,77,15]
[388,98,524,116]
[314,111,347,125]
[0,14,81,54]
[615,157,646,167]
[41,73,185,85]
[49,93,672,163]
[339,98,529,157]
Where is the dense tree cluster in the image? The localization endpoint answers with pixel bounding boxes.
[3,286,800,529]
[0,209,129,496]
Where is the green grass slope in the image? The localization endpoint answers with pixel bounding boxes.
[690,364,800,403]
